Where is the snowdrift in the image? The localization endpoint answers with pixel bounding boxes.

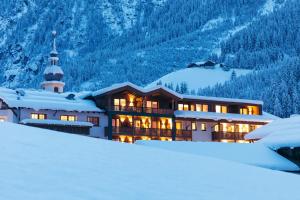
[0,122,300,200]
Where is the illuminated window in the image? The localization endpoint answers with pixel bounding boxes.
[147,101,158,109]
[238,124,249,133]
[192,122,197,130]
[176,122,182,130]
[183,104,189,111]
[214,124,219,132]
[216,105,227,113]
[60,115,77,121]
[201,123,206,131]
[114,99,120,106]
[190,105,195,111]
[178,104,184,110]
[120,99,126,107]
[196,104,202,111]
[240,108,248,115]
[87,116,100,126]
[31,113,47,120]
[0,117,5,122]
[203,104,208,112]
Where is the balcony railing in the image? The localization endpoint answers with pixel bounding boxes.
[112,126,172,137]
[212,131,248,141]
[176,130,193,138]
[110,106,174,115]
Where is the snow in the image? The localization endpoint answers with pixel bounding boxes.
[201,17,225,32]
[21,119,93,127]
[147,65,251,91]
[244,115,300,149]
[1,122,300,200]
[43,65,64,75]
[91,82,264,105]
[175,110,278,123]
[0,87,102,112]
[245,116,300,140]
[136,141,299,171]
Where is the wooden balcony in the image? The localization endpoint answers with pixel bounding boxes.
[112,126,172,137]
[176,130,192,139]
[110,106,174,115]
[212,131,248,141]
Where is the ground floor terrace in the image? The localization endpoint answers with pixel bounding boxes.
[105,114,265,143]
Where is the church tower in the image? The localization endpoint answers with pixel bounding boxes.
[41,31,65,93]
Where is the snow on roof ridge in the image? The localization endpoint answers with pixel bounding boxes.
[0,87,103,112]
[175,110,278,123]
[92,82,263,105]
[21,119,93,127]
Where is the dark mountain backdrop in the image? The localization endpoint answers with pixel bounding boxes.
[0,0,299,117]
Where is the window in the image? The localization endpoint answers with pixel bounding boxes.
[87,116,100,126]
[31,113,47,120]
[60,115,77,121]
[240,108,248,115]
[196,104,202,111]
[176,122,182,130]
[190,105,195,111]
[201,123,207,131]
[216,105,227,113]
[0,117,5,122]
[178,104,183,110]
[192,122,197,131]
[114,99,126,107]
[147,101,158,109]
[202,104,208,112]
[196,104,209,112]
[178,103,189,111]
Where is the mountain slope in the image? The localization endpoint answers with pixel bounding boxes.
[0,0,289,91]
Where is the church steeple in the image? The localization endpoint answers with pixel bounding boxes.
[41,31,65,93]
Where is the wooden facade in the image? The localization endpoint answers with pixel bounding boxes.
[90,84,267,143]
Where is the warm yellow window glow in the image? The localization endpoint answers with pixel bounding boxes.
[203,104,208,112]
[238,124,249,133]
[240,108,248,115]
[196,104,202,111]
[176,122,182,130]
[214,124,219,132]
[216,105,227,113]
[114,99,120,106]
[152,101,158,109]
[201,123,206,131]
[183,104,189,111]
[192,122,197,130]
[31,113,46,120]
[221,106,227,113]
[178,104,183,110]
[146,101,152,108]
[0,117,6,122]
[60,115,76,121]
[190,105,195,111]
[120,99,126,107]
[161,118,172,129]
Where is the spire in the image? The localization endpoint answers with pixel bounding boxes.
[41,31,65,93]
[50,30,58,57]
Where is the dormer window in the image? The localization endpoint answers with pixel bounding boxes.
[31,113,47,120]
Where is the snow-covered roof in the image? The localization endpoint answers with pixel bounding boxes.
[43,65,64,75]
[245,115,300,149]
[21,119,93,127]
[182,94,263,105]
[175,110,279,123]
[0,87,103,112]
[245,115,300,140]
[91,82,263,105]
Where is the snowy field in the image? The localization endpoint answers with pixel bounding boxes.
[136,141,299,171]
[147,65,251,91]
[0,122,300,200]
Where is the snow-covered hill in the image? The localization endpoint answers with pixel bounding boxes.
[1,122,300,199]
[147,64,251,92]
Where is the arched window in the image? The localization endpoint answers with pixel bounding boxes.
[54,87,59,93]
